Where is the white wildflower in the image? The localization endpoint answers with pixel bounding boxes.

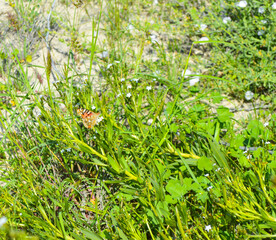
[127,24,134,31]
[198,37,209,45]
[272,2,276,9]
[207,186,213,191]
[107,63,113,69]
[261,20,267,24]
[66,148,71,152]
[121,78,125,82]
[264,122,269,127]
[236,1,247,8]
[0,217,7,227]
[97,116,104,124]
[205,225,212,232]
[200,24,207,31]
[258,30,264,36]
[189,76,200,86]
[223,17,231,24]
[150,35,158,44]
[265,141,271,144]
[258,6,265,13]
[126,93,132,98]
[182,69,192,78]
[127,85,132,89]
[153,0,158,5]
[114,61,120,64]
[146,86,152,91]
[132,78,139,83]
[101,51,108,58]
[245,91,254,100]
[91,106,96,110]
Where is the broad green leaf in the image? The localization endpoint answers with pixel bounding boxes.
[197,156,213,171]
[217,106,233,122]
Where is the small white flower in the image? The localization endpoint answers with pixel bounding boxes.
[117,93,122,98]
[223,17,231,24]
[101,51,108,58]
[150,35,158,44]
[121,78,125,82]
[189,77,200,86]
[182,69,192,78]
[93,136,96,139]
[127,85,132,89]
[272,2,276,9]
[153,0,158,5]
[258,6,265,13]
[264,122,269,127]
[207,186,213,191]
[152,78,156,81]
[126,93,132,98]
[261,20,267,24]
[132,78,139,83]
[247,155,252,159]
[107,63,113,69]
[236,1,247,8]
[66,148,71,152]
[198,37,209,44]
[215,167,221,172]
[0,217,7,227]
[200,24,207,31]
[146,86,152,91]
[19,213,22,216]
[205,225,212,232]
[114,61,120,64]
[204,174,209,177]
[127,24,134,31]
[258,30,265,36]
[265,141,271,144]
[97,116,104,124]
[91,106,96,110]
[245,91,254,100]
[61,149,65,153]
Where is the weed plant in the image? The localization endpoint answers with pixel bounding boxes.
[0,0,275,239]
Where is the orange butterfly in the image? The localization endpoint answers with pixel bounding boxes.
[77,108,101,129]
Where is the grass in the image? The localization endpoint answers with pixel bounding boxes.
[0,0,275,239]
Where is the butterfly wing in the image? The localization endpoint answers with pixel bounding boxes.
[77,108,100,129]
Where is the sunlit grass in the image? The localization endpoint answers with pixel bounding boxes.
[0,0,275,239]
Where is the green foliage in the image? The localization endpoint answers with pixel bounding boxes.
[204,0,276,97]
[0,0,275,239]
